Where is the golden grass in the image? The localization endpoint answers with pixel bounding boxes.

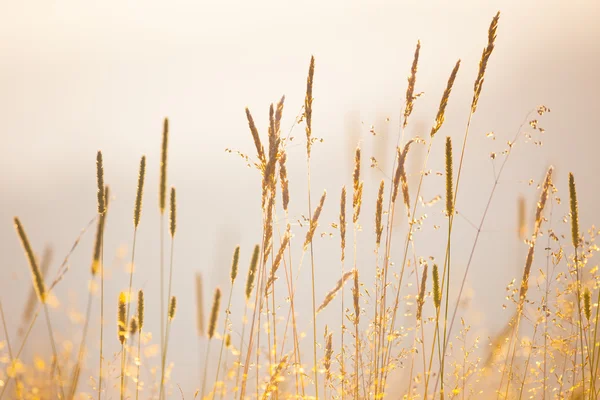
[5,10,598,400]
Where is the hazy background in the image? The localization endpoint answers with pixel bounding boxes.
[1,0,599,396]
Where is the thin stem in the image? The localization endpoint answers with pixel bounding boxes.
[159,319,173,399]
[0,300,18,399]
[200,340,212,400]
[69,285,94,399]
[0,307,40,400]
[215,285,235,390]
[234,303,248,400]
[160,216,165,356]
[98,229,104,400]
[43,302,66,399]
[161,236,176,395]
[434,110,535,394]
[306,160,320,400]
[135,328,142,400]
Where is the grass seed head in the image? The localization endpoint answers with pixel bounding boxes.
[208,287,222,339]
[133,155,146,228]
[14,217,46,303]
[160,118,169,213]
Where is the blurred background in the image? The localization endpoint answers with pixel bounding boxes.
[1,0,599,397]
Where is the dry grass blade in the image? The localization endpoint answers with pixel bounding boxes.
[431,60,461,137]
[472,11,500,113]
[403,40,421,128]
[14,217,46,303]
[518,166,553,305]
[265,228,291,294]
[303,190,327,251]
[317,270,354,313]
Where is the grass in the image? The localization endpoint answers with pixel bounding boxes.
[1,10,598,400]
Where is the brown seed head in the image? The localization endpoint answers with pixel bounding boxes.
[134,155,146,228]
[160,118,169,213]
[14,217,47,303]
[208,287,222,339]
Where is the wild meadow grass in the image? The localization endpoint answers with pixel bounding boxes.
[2,10,599,400]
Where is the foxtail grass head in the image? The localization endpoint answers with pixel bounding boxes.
[445,137,454,217]
[129,317,138,336]
[170,187,177,237]
[208,287,221,339]
[569,172,580,248]
[137,290,144,332]
[92,185,109,276]
[472,12,500,114]
[96,151,105,215]
[169,296,177,320]
[245,245,260,300]
[134,155,146,228]
[160,118,169,214]
[432,264,441,309]
[14,217,46,303]
[118,292,127,344]
[584,288,592,320]
[230,246,240,284]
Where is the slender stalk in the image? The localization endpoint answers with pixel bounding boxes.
[0,307,40,400]
[135,326,142,400]
[0,300,17,399]
[234,302,248,399]
[69,287,94,399]
[215,280,236,389]
[43,302,66,399]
